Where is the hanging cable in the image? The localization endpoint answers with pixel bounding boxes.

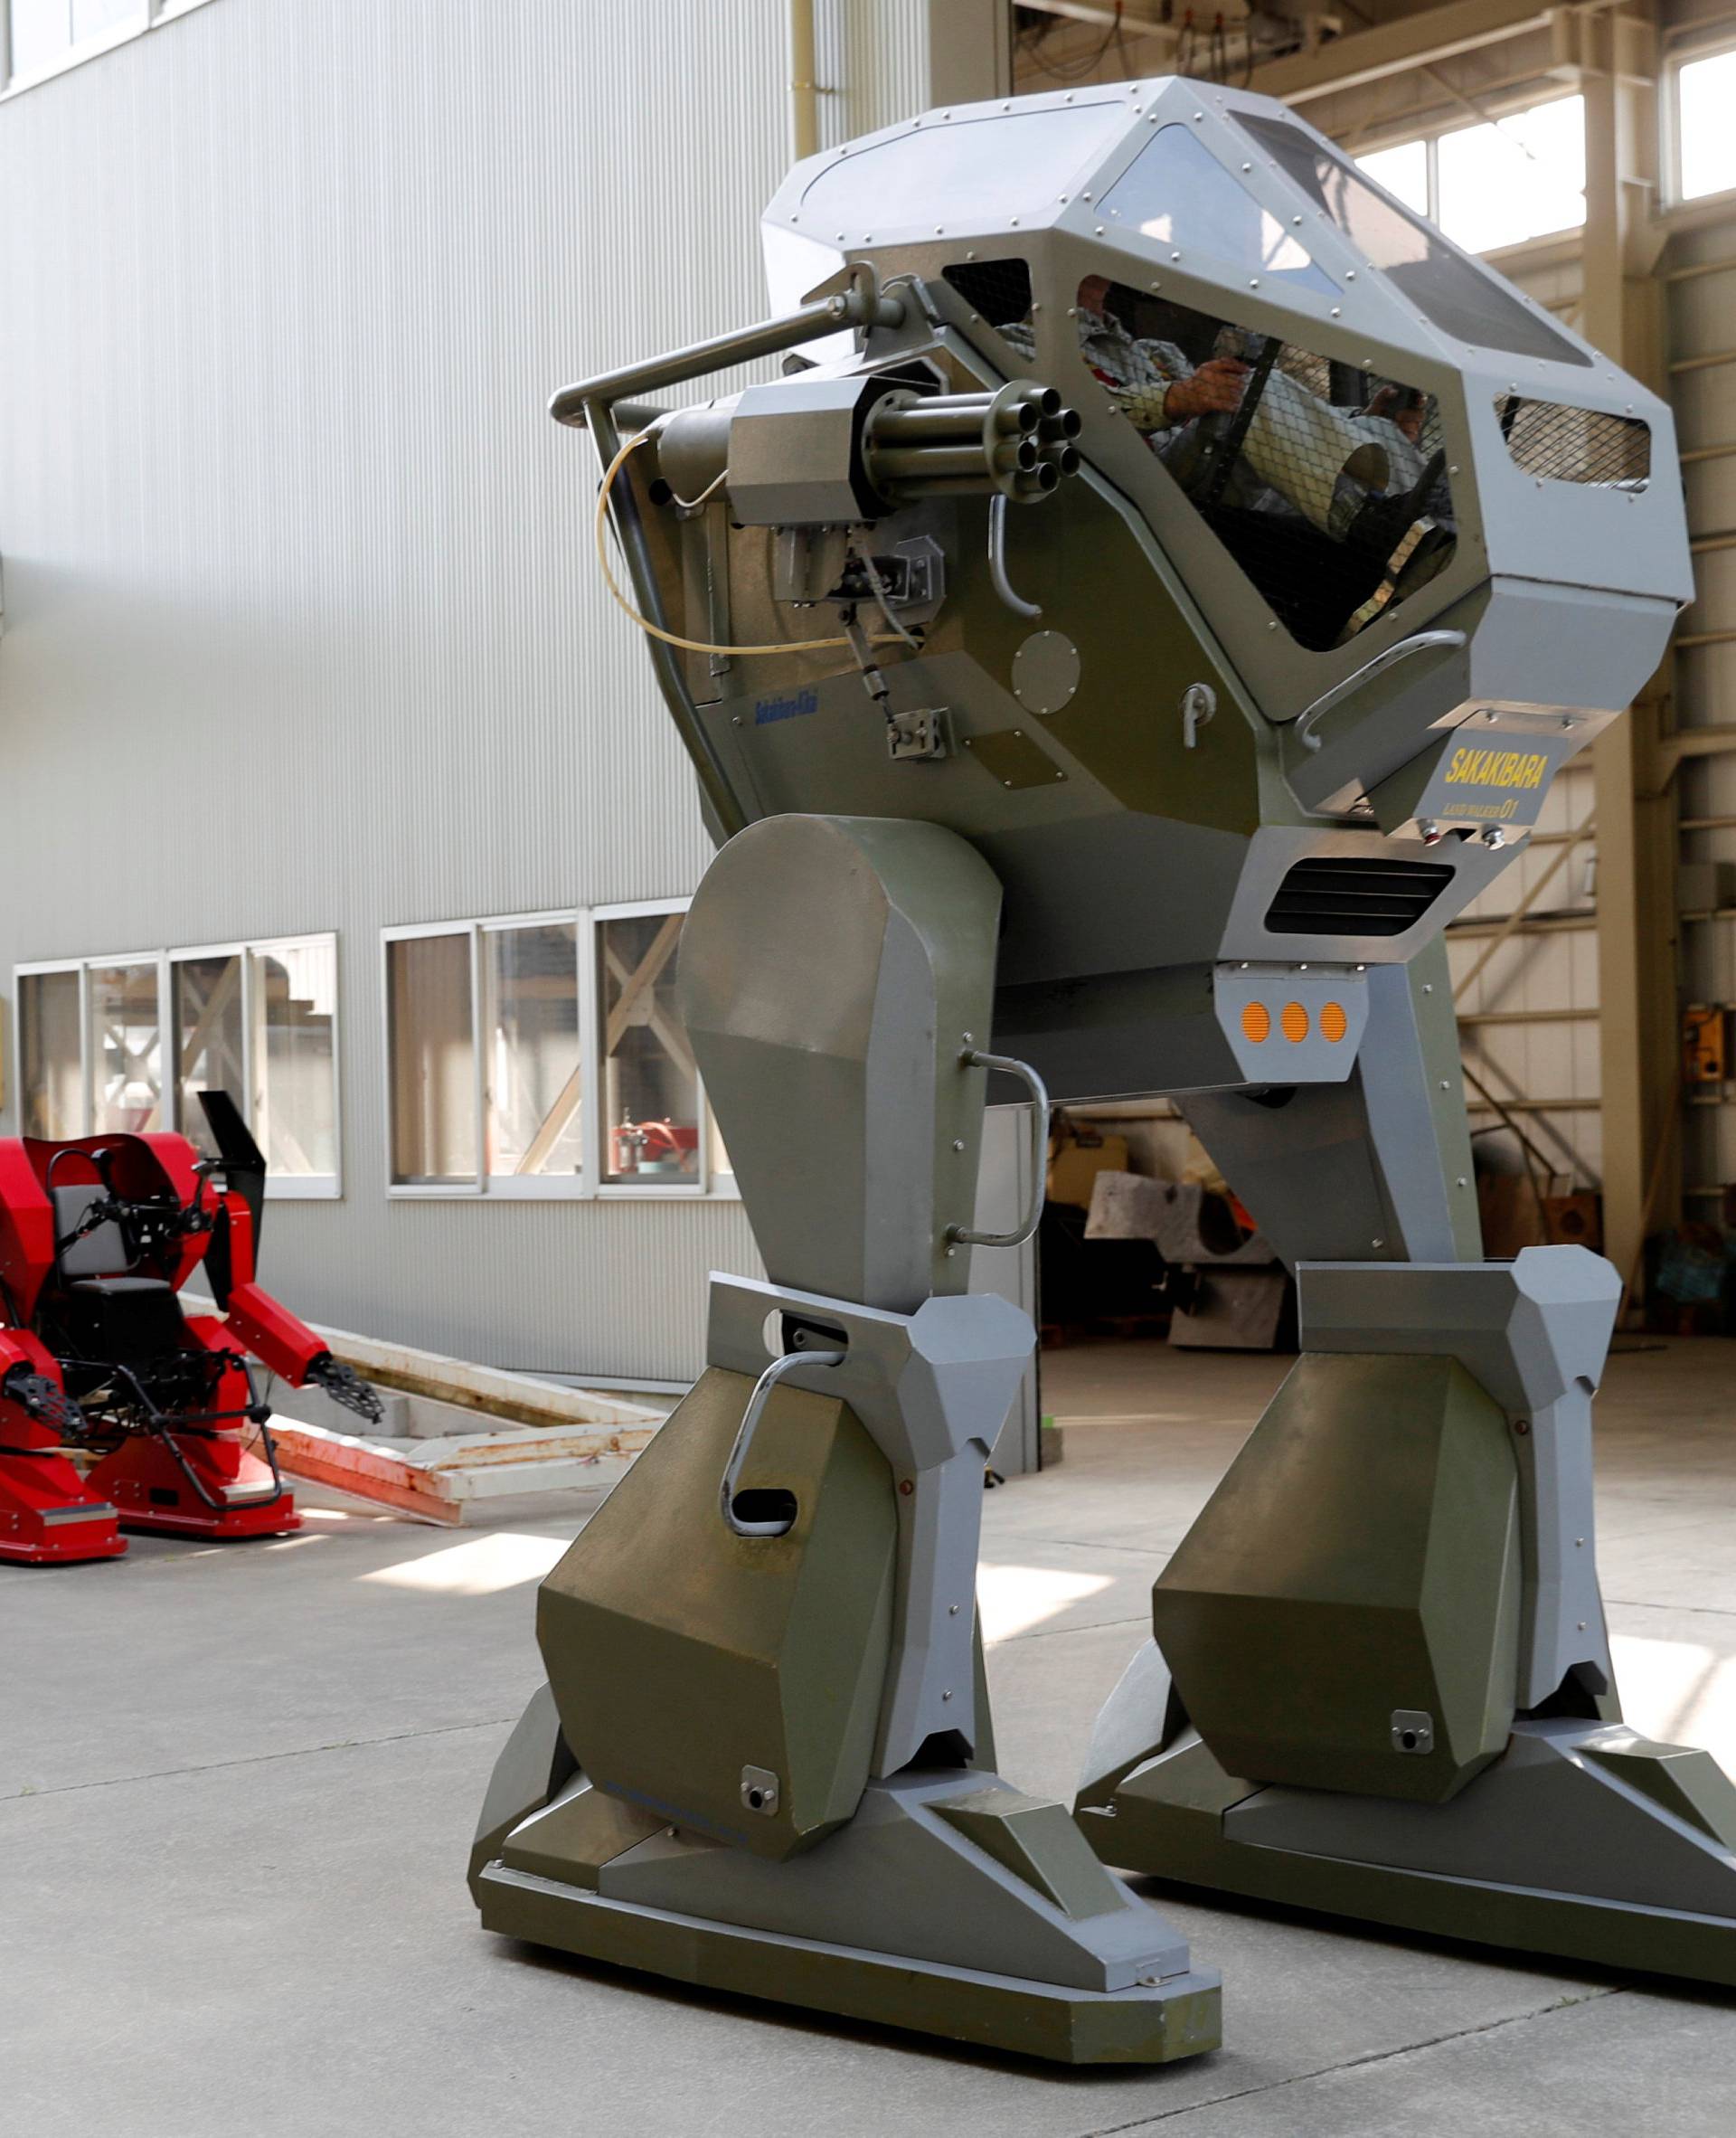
[593,430,901,658]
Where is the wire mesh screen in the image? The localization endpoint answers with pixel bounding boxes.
[1054,278,1458,651]
[941,258,1033,330]
[1495,396,1650,489]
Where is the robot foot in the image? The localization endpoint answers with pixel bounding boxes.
[473,1687,1220,2066]
[0,1449,127,1565]
[1078,1645,1736,1987]
[84,1430,299,1539]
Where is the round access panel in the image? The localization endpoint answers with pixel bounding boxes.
[1011,630,1080,715]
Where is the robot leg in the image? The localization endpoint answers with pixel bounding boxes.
[1078,954,1736,1986]
[471,814,1220,2064]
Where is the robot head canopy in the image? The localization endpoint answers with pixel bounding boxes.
[559,77,1693,1021]
[763,80,1688,724]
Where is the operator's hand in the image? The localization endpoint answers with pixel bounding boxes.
[1163,357,1248,423]
[1364,383,1424,441]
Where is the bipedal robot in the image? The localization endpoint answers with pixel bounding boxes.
[474,79,1716,2056]
[0,1092,380,1563]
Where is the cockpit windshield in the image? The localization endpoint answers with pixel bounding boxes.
[1000,274,1457,650]
[1097,124,1338,298]
[1235,111,1591,367]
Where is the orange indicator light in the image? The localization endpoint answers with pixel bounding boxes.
[1241,1001,1271,1044]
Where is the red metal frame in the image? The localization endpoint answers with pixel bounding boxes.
[0,1128,344,1557]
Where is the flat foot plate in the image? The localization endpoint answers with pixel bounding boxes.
[1079,1802,1736,1989]
[478,1861,1220,2065]
[117,1508,300,1539]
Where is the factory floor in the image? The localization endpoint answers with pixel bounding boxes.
[7,1337,1736,2137]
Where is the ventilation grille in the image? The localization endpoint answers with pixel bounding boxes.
[1265,855,1455,937]
[942,258,1033,331]
[1496,396,1650,489]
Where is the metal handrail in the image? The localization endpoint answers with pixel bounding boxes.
[987,493,1041,618]
[549,266,905,428]
[947,1050,1050,1250]
[1292,628,1467,752]
[720,1346,845,1537]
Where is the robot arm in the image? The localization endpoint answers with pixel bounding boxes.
[0,1329,83,1442]
[220,1281,382,1425]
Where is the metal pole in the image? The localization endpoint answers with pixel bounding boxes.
[1581,1,1675,1317]
[550,287,896,428]
[788,0,819,163]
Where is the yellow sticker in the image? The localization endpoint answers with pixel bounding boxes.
[1442,746,1549,791]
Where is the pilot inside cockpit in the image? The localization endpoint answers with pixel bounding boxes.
[998,273,1455,648]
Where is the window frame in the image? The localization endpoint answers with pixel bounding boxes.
[593,896,705,1201]
[231,934,344,1201]
[381,918,486,1200]
[14,956,89,1143]
[14,933,344,1199]
[478,911,595,1202]
[1665,35,1736,213]
[380,902,739,1204]
[0,0,216,100]
[1353,89,1588,258]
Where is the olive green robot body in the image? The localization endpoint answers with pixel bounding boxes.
[473,77,1723,2055]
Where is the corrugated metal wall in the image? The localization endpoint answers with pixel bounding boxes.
[0,0,934,1379]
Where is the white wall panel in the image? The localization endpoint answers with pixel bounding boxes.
[0,0,932,1378]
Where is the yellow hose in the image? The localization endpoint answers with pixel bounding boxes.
[593,430,898,657]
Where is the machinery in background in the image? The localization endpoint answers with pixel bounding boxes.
[0,1092,381,1564]
[1084,1170,1291,1350]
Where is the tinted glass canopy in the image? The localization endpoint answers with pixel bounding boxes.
[1099,124,1338,298]
[1236,110,1593,366]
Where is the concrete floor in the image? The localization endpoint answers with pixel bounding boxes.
[7,1336,1736,2135]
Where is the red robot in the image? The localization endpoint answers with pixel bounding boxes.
[0,1092,380,1565]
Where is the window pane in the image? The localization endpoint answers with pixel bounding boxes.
[173,953,244,1160]
[19,971,81,1140]
[1235,109,1590,366]
[1679,52,1736,203]
[1436,97,1585,256]
[599,913,699,1182]
[1354,139,1429,217]
[90,961,162,1133]
[9,0,71,78]
[71,0,137,39]
[706,1100,733,1186]
[1099,123,1337,296]
[486,922,582,1178]
[257,940,339,1178]
[388,934,476,1185]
